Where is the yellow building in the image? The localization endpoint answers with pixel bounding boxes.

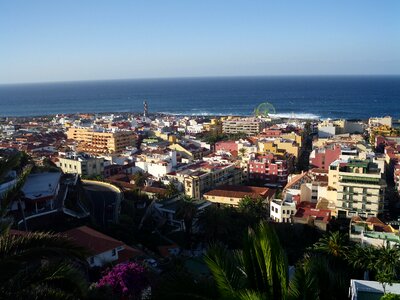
[203,118,223,134]
[281,132,303,148]
[168,143,207,160]
[258,138,300,159]
[167,162,242,199]
[369,125,400,144]
[67,127,135,154]
[204,185,275,206]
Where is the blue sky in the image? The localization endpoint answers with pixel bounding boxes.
[0,0,399,83]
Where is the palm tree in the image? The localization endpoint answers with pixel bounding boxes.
[0,155,32,234]
[152,269,218,300]
[204,222,288,300]
[238,147,247,158]
[176,196,198,239]
[166,182,179,198]
[289,253,350,300]
[372,244,400,292]
[312,231,349,258]
[288,255,320,300]
[0,153,21,182]
[132,171,146,188]
[346,243,375,279]
[196,205,230,242]
[238,196,267,223]
[0,231,89,299]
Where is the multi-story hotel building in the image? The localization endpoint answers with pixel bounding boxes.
[67,127,135,154]
[330,159,387,218]
[222,118,265,136]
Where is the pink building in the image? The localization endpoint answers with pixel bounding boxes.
[248,153,294,187]
[309,144,341,170]
[215,140,238,153]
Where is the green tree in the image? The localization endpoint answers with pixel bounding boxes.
[0,165,32,233]
[176,196,198,241]
[0,231,88,299]
[289,253,349,300]
[204,222,288,300]
[0,152,22,182]
[312,231,349,258]
[238,196,267,223]
[238,147,247,158]
[166,182,179,198]
[132,171,146,188]
[197,205,230,242]
[381,294,400,300]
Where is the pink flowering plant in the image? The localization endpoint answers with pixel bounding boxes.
[97,262,148,299]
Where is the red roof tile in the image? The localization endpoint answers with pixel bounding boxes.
[64,226,125,255]
[204,185,275,200]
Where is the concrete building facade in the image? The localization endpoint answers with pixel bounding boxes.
[331,159,387,218]
[222,118,265,135]
[67,127,135,154]
[58,154,105,177]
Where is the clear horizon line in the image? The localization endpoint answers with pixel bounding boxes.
[1,73,400,86]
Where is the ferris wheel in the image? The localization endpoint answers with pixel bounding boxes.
[254,102,276,117]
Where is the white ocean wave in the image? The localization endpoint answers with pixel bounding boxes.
[158,111,320,119]
[158,111,239,116]
[269,113,320,119]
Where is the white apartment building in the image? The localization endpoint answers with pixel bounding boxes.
[270,199,297,223]
[135,151,177,178]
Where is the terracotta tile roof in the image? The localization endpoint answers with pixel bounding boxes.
[351,216,363,222]
[284,172,310,190]
[294,207,331,223]
[64,226,125,255]
[365,217,385,225]
[116,246,143,263]
[204,185,275,199]
[142,186,167,195]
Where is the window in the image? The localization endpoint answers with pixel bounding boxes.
[112,249,116,256]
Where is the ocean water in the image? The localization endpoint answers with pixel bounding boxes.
[0,76,399,119]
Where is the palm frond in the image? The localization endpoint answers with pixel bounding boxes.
[237,289,267,300]
[0,231,87,258]
[241,222,288,299]
[288,262,319,300]
[0,153,21,182]
[204,243,245,298]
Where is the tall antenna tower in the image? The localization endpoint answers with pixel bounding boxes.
[143,100,148,118]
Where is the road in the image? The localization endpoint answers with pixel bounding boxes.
[83,182,120,228]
